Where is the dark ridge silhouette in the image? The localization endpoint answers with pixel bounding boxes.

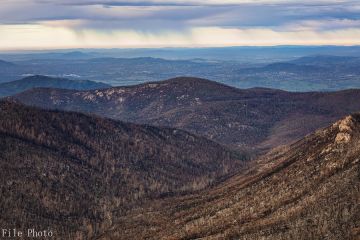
[0,75,110,97]
[0,59,15,67]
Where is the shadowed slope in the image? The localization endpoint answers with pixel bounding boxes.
[0,100,245,239]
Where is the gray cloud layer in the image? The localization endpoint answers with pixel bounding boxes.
[1,0,360,50]
[0,0,359,31]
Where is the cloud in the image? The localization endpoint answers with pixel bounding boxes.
[0,0,359,49]
[33,0,360,7]
[284,19,360,31]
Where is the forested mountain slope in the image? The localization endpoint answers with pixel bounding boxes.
[13,77,360,154]
[0,100,245,239]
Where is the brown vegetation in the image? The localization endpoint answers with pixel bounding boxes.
[0,100,245,239]
[101,113,360,240]
[12,77,360,154]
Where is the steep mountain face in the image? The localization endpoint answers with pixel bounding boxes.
[12,77,360,154]
[105,113,360,240]
[0,75,110,97]
[0,101,244,239]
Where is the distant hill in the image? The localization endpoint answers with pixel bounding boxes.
[0,100,245,239]
[106,113,360,239]
[255,62,323,73]
[0,59,15,67]
[1,54,360,90]
[0,75,110,97]
[12,77,360,154]
[290,55,360,66]
[59,51,94,59]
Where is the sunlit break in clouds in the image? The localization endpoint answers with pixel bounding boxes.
[1,0,360,50]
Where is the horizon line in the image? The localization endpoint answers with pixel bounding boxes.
[1,44,360,54]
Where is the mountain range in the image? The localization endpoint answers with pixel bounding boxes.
[11,77,360,154]
[0,75,110,97]
[1,100,359,239]
[2,46,360,62]
[1,54,360,91]
[1,67,360,239]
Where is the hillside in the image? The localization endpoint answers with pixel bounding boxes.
[0,75,110,97]
[0,59,15,67]
[291,55,360,66]
[104,113,360,240]
[12,77,360,154]
[0,101,245,239]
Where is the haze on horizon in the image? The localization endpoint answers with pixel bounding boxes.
[1,0,360,50]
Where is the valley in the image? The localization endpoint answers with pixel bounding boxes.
[1,53,360,240]
[101,113,360,239]
[1,100,359,239]
[0,100,245,239]
[1,1,360,239]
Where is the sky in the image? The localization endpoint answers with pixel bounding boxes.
[1,0,360,50]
